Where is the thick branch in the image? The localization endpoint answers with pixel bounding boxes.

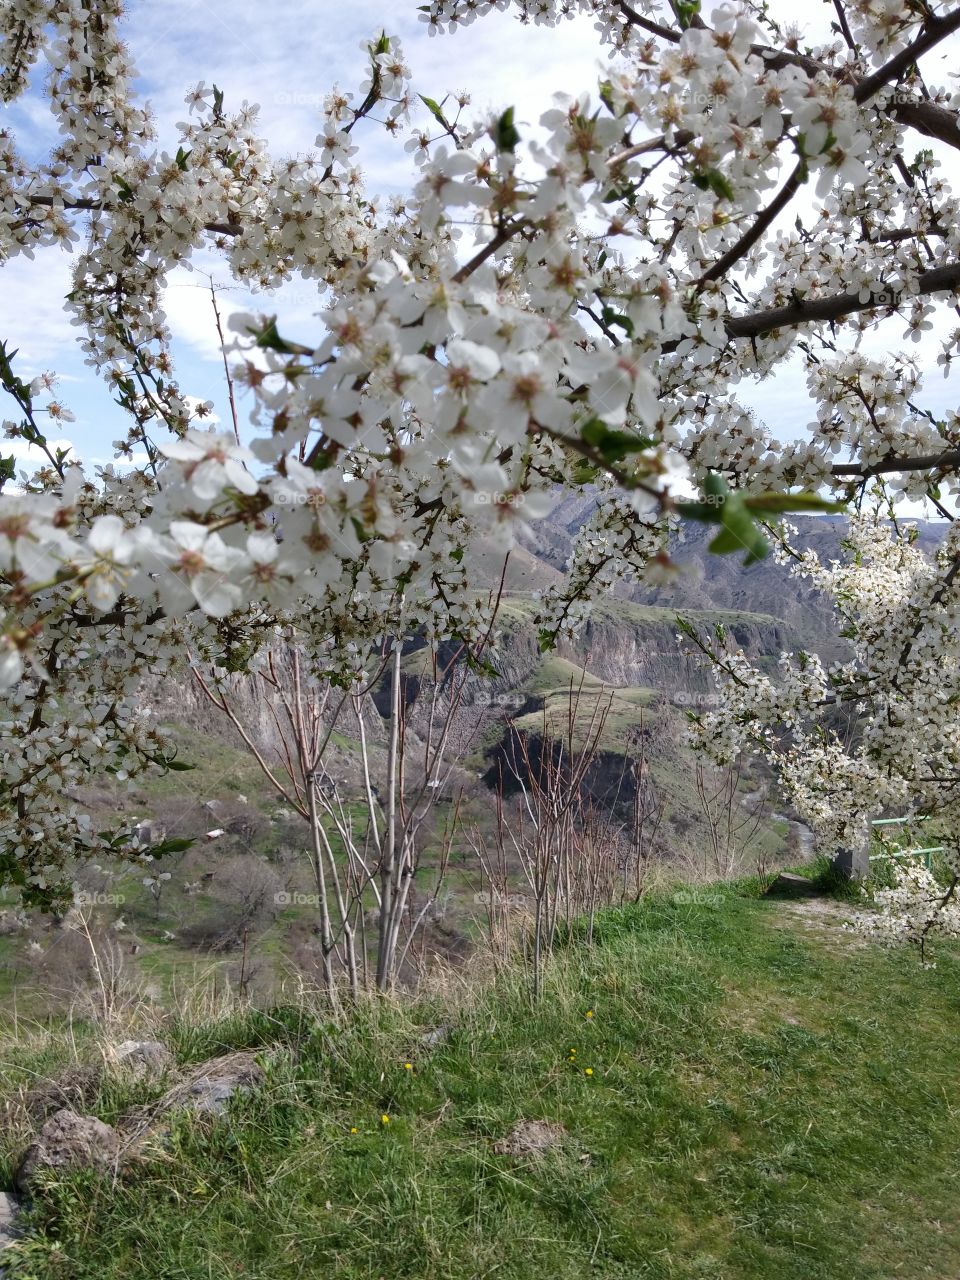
[724,258,960,341]
[697,159,806,286]
[854,8,960,105]
[832,450,960,479]
[614,0,681,43]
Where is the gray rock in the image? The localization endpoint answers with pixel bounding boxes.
[15,1109,121,1194]
[112,1040,174,1079]
[0,911,23,938]
[766,872,824,898]
[171,1052,264,1116]
[421,1024,451,1049]
[123,1051,264,1126]
[0,1191,20,1251]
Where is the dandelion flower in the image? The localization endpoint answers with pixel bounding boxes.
[584,1068,593,1076]
[404,1062,413,1071]
[585,1009,594,1019]
[350,1126,358,1134]
[381,1114,390,1125]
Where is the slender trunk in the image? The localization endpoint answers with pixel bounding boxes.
[376,640,403,991]
[307,778,338,1004]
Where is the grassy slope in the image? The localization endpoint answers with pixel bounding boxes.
[498,593,783,630]
[2,889,959,1280]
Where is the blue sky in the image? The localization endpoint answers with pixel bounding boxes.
[0,1,606,467]
[1,0,958,505]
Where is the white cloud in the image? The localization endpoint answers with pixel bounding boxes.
[0,252,78,367]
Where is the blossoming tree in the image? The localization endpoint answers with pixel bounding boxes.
[3,0,960,913]
[686,512,960,957]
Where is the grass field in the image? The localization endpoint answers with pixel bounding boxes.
[0,882,958,1279]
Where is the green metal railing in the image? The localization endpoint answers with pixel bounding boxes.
[869,816,942,871]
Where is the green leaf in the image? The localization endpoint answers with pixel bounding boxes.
[580,418,655,464]
[675,499,721,522]
[419,95,448,127]
[148,837,196,856]
[494,106,521,154]
[675,0,701,28]
[572,460,600,486]
[253,317,299,354]
[743,492,846,515]
[600,306,634,337]
[538,628,557,653]
[711,496,769,564]
[690,168,735,201]
[602,182,641,206]
[703,471,728,501]
[0,454,15,490]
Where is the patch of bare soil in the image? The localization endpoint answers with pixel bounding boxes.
[492,1119,567,1159]
[770,896,868,948]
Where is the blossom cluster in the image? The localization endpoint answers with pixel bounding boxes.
[2,0,960,892]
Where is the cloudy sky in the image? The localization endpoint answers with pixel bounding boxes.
[1,1,958,501]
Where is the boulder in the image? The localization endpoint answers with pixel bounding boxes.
[421,1024,451,1049]
[15,1109,121,1194]
[111,1040,174,1080]
[0,1191,20,1251]
[766,872,824,898]
[122,1050,264,1130]
[162,1051,264,1116]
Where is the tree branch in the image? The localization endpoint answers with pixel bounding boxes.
[723,258,960,342]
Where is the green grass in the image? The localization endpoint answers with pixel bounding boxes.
[499,593,782,630]
[511,688,657,755]
[507,653,658,756]
[1,891,959,1278]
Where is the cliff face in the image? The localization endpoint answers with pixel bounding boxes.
[483,598,790,693]
[523,501,948,663]
[556,606,789,691]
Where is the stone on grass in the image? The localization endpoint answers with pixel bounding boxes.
[421,1024,451,1049]
[0,1191,19,1251]
[766,872,825,898]
[14,1109,120,1195]
[122,1050,264,1130]
[159,1051,264,1116]
[111,1040,174,1079]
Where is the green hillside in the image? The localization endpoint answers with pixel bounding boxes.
[1,885,958,1279]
